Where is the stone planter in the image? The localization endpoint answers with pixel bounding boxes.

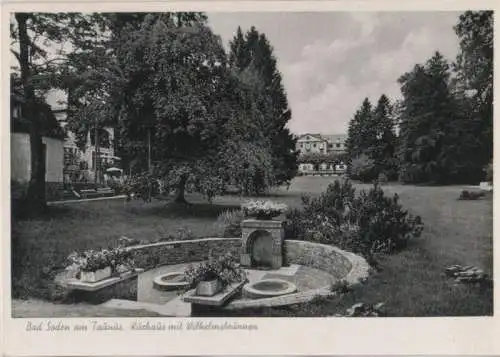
[80,266,112,283]
[196,279,223,297]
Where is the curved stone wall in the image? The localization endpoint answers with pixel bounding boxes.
[124,237,370,310]
[126,238,241,270]
[224,240,370,310]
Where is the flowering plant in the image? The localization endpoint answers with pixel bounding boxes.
[184,253,246,289]
[67,247,135,273]
[241,200,288,219]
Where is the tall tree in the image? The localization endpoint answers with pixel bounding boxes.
[60,12,210,178]
[371,94,398,179]
[346,97,373,160]
[454,11,493,168]
[11,13,98,211]
[228,26,298,186]
[101,14,274,202]
[397,51,482,184]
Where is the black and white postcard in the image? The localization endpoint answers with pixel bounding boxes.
[2,0,499,355]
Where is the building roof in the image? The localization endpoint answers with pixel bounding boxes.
[297,133,324,141]
[320,134,347,143]
[297,133,347,143]
[11,94,66,141]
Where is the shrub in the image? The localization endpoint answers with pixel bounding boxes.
[484,161,493,183]
[284,180,424,258]
[351,185,423,254]
[213,209,244,238]
[284,180,356,242]
[459,190,486,200]
[349,155,377,182]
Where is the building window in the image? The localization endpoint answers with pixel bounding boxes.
[313,143,316,148]
[336,143,341,148]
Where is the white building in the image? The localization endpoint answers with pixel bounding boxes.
[296,133,347,175]
[296,133,347,155]
[46,89,121,183]
[11,91,65,200]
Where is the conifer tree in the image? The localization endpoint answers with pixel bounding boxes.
[228,26,298,186]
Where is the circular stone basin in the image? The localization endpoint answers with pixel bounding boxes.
[153,272,189,291]
[242,279,297,299]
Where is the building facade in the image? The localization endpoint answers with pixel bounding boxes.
[11,92,65,200]
[46,89,121,184]
[296,133,347,175]
[296,133,347,155]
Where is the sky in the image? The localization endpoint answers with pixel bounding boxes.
[207,12,462,135]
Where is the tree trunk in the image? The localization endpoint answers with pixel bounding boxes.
[174,174,188,204]
[16,13,46,213]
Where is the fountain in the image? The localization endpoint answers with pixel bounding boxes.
[242,278,297,299]
[240,219,285,269]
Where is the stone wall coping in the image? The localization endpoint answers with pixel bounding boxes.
[125,237,240,251]
[120,237,370,311]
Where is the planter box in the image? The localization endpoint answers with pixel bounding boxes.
[196,279,223,297]
[80,266,112,283]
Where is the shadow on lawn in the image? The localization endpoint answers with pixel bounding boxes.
[12,204,90,222]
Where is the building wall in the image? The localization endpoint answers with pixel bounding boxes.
[296,135,328,155]
[56,110,118,174]
[11,133,31,183]
[325,138,346,153]
[11,133,64,183]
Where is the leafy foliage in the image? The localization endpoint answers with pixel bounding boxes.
[213,209,244,238]
[346,95,398,181]
[346,98,373,160]
[11,13,101,210]
[454,11,493,166]
[184,253,246,288]
[349,155,377,183]
[298,152,346,165]
[284,180,424,259]
[229,26,299,186]
[397,52,485,184]
[66,247,135,273]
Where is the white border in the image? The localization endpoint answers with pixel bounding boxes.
[2,1,499,356]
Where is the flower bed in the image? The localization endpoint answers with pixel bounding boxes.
[66,247,135,282]
[241,200,288,220]
[184,253,246,296]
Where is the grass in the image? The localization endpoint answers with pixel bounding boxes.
[11,176,493,316]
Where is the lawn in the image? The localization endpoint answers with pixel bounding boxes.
[11,176,493,316]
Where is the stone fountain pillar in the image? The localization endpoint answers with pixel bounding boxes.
[240,219,284,269]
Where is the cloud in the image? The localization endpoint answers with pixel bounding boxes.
[255,12,462,134]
